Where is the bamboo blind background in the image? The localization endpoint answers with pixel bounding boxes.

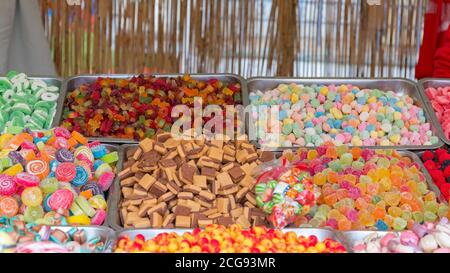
[39,0,426,79]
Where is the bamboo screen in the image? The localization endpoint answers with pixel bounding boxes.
[39,0,426,79]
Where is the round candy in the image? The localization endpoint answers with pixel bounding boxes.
[21,187,43,207]
[15,172,40,187]
[91,209,106,225]
[0,196,19,217]
[0,174,16,196]
[74,146,94,163]
[23,205,44,223]
[55,148,74,162]
[97,171,115,191]
[39,178,59,195]
[48,189,74,211]
[26,160,50,180]
[71,166,88,187]
[81,182,103,196]
[55,162,77,182]
[54,127,71,138]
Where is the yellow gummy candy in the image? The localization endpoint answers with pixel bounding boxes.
[67,214,91,225]
[2,164,24,176]
[0,134,13,149]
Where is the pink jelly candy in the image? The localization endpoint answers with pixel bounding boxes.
[15,172,40,188]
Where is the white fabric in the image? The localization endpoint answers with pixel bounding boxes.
[0,0,56,76]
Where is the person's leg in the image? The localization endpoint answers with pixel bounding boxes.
[0,0,16,74]
[7,0,56,76]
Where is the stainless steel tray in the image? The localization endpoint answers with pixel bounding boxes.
[340,231,392,253]
[418,78,450,146]
[415,150,449,204]
[52,73,248,144]
[246,77,444,151]
[0,77,62,132]
[24,226,116,253]
[113,228,349,252]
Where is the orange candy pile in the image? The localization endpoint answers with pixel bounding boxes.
[114,225,347,253]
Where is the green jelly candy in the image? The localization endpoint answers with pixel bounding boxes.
[101,151,119,164]
[256,196,265,208]
[40,178,59,194]
[6,126,24,134]
[24,206,45,223]
[272,193,284,204]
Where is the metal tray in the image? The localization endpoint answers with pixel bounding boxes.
[20,226,116,253]
[0,77,62,132]
[246,77,444,151]
[52,74,249,144]
[415,150,449,204]
[340,231,392,253]
[113,228,348,252]
[418,78,450,146]
[106,145,281,231]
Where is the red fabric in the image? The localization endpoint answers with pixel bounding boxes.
[416,0,450,79]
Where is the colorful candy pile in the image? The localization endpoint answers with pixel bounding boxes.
[350,218,450,253]
[421,149,450,201]
[283,146,449,230]
[425,85,450,141]
[114,225,347,253]
[0,218,108,253]
[249,83,438,147]
[61,75,242,140]
[0,128,118,225]
[255,163,320,228]
[0,71,59,134]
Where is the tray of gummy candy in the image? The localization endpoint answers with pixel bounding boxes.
[113,227,350,253]
[0,73,62,134]
[418,78,450,146]
[52,73,249,144]
[246,78,444,151]
[0,222,116,253]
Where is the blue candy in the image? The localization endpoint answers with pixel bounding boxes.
[305,121,314,128]
[334,120,342,128]
[366,124,375,132]
[93,160,104,171]
[92,145,107,159]
[315,112,325,118]
[375,219,388,231]
[71,166,88,187]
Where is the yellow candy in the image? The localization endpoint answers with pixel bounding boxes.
[283,118,294,125]
[338,85,348,92]
[319,87,328,96]
[351,136,362,146]
[331,108,343,119]
[380,139,391,146]
[396,101,405,108]
[278,84,289,92]
[361,105,370,113]
[377,131,385,138]
[370,131,378,139]
[67,214,91,225]
[394,112,402,120]
[368,96,377,104]
[291,93,299,103]
[89,195,107,210]
[330,129,339,135]
[0,134,13,148]
[2,164,23,176]
[389,134,401,144]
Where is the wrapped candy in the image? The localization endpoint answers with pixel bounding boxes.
[253,158,320,228]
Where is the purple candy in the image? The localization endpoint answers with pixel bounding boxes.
[80,182,103,196]
[55,148,74,163]
[8,151,25,166]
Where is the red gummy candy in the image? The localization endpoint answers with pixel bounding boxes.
[440,183,450,199]
[422,151,435,162]
[444,166,450,178]
[424,160,438,171]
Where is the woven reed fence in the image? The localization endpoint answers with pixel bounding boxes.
[40,0,426,79]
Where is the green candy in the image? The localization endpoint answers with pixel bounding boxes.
[24,206,44,223]
[272,193,284,204]
[0,79,12,91]
[101,151,119,164]
[6,126,23,134]
[293,183,304,192]
[255,183,267,195]
[267,180,278,189]
[6,70,18,80]
[40,178,59,194]
[263,201,275,214]
[282,123,293,135]
[256,196,265,208]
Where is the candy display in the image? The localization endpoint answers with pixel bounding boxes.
[0,128,118,225]
[117,132,275,229]
[249,83,439,147]
[280,146,449,230]
[420,149,450,200]
[60,75,242,140]
[0,71,60,134]
[349,218,450,253]
[114,225,347,253]
[424,85,450,142]
[0,217,110,253]
[254,161,320,228]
